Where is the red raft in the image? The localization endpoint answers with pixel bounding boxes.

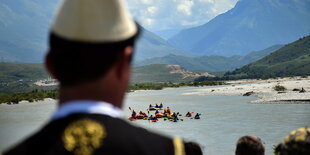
[128,117,138,121]
[136,114,146,119]
[152,119,158,122]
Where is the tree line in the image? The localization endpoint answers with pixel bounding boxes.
[0,89,58,104]
[1,81,226,104]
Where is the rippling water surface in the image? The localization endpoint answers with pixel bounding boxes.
[1,87,309,154]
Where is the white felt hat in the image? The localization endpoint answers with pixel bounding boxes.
[51,0,138,43]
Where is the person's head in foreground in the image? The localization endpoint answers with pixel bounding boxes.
[275,127,310,155]
[184,142,203,155]
[46,0,139,107]
[235,135,265,155]
[4,0,192,155]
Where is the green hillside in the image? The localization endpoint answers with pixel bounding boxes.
[131,64,195,83]
[224,36,310,79]
[0,63,201,93]
[0,63,48,83]
[0,63,50,93]
[0,63,222,103]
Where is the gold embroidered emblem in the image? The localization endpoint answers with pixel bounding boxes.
[62,119,106,155]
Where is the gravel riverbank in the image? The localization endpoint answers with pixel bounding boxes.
[183,77,310,104]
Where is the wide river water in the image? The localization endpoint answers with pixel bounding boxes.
[1,87,309,154]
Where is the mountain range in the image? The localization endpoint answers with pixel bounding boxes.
[134,27,196,61]
[1,0,310,74]
[0,0,193,62]
[0,0,57,62]
[1,34,309,93]
[135,44,283,71]
[169,0,310,56]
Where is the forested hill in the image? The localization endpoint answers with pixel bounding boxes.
[0,63,48,83]
[131,64,213,84]
[224,36,310,79]
[0,63,49,93]
[0,62,212,93]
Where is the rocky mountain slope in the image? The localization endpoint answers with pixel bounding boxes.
[169,0,310,56]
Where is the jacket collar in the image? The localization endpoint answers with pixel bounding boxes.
[52,100,122,120]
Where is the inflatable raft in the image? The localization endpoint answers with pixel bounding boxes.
[136,114,146,119]
[128,117,137,121]
[155,113,165,118]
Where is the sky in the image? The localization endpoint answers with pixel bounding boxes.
[125,0,239,32]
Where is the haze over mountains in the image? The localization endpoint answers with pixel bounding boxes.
[169,0,310,56]
[0,0,310,74]
[0,0,57,62]
[136,44,283,71]
[0,0,192,62]
[134,27,196,61]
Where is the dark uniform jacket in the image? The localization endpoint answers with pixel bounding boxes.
[4,113,185,155]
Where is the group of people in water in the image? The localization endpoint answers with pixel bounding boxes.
[151,103,163,109]
[186,112,201,119]
[129,104,310,154]
[129,103,201,122]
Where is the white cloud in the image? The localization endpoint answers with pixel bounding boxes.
[147,6,158,16]
[143,17,154,26]
[126,0,239,32]
[177,0,194,16]
[181,20,200,26]
[199,0,214,3]
[140,0,153,5]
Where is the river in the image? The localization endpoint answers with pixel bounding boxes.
[1,87,309,154]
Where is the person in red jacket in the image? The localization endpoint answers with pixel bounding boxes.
[167,107,171,114]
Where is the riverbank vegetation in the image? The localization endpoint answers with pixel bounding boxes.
[1,81,226,104]
[0,89,58,104]
[273,84,287,92]
[129,81,226,91]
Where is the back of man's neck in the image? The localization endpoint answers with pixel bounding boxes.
[58,86,122,108]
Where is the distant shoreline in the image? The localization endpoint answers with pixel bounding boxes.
[0,98,56,105]
[2,76,310,105]
[182,76,310,104]
[0,81,225,105]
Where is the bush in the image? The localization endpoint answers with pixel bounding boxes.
[273,85,286,91]
[0,90,59,104]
